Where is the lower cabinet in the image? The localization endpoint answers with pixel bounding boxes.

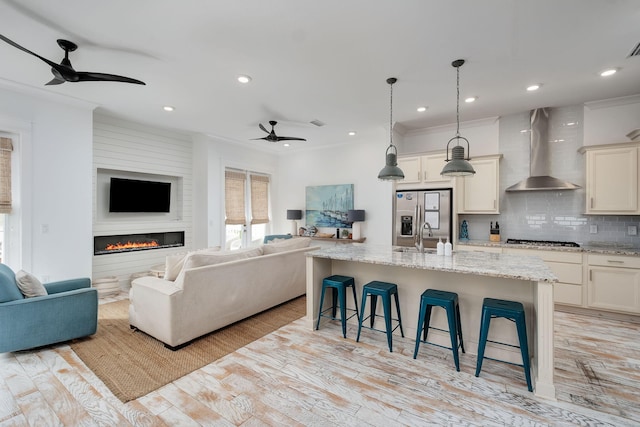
[503,248,584,306]
[587,254,640,314]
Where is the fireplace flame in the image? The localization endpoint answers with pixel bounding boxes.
[105,240,159,251]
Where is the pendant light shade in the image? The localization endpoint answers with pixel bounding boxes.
[378,77,405,181]
[441,59,475,177]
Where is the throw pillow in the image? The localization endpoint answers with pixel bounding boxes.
[15,270,48,298]
[262,237,312,255]
[164,246,221,281]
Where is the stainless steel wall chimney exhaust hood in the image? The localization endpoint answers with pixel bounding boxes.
[506,108,581,192]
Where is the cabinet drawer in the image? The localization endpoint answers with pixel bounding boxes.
[588,254,640,269]
[503,247,582,263]
[555,282,582,306]
[546,261,582,284]
[456,245,502,254]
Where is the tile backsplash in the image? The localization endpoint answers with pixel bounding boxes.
[459,106,640,248]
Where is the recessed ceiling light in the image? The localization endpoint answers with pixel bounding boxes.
[348,131,357,136]
[163,106,175,112]
[520,129,530,133]
[464,97,477,103]
[417,106,427,112]
[283,143,290,147]
[600,68,618,77]
[526,84,541,91]
[565,122,577,126]
[237,75,252,83]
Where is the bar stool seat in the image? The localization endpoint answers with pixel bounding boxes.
[413,289,465,371]
[315,275,359,338]
[475,297,533,392]
[356,281,404,352]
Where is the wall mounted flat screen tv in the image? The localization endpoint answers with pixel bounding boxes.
[109,177,171,213]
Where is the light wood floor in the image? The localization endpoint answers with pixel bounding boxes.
[1,293,639,426]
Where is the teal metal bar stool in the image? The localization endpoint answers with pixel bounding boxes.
[356,281,404,352]
[475,297,533,392]
[413,289,465,371]
[315,275,360,338]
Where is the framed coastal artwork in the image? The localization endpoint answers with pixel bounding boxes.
[305,184,354,228]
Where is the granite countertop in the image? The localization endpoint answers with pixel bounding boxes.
[307,244,557,282]
[458,240,640,256]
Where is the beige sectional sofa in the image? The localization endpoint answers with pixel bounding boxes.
[128,237,317,349]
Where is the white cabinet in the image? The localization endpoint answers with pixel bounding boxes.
[503,248,584,306]
[397,153,452,187]
[456,244,502,254]
[397,156,421,184]
[457,155,501,214]
[581,143,639,214]
[587,254,640,314]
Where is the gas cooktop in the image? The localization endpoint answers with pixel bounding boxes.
[505,238,580,248]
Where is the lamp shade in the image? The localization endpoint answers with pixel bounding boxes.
[441,140,476,177]
[378,147,405,181]
[347,210,365,222]
[286,209,302,220]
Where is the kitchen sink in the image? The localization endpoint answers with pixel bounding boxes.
[392,247,437,254]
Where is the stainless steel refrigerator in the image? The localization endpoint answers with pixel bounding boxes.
[393,189,453,248]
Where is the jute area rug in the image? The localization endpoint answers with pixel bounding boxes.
[70,296,306,403]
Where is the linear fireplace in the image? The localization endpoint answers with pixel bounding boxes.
[94,231,185,255]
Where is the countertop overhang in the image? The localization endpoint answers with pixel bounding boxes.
[307,244,557,283]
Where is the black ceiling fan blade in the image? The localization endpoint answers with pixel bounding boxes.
[251,137,271,141]
[45,76,65,86]
[76,72,145,85]
[277,136,307,142]
[259,123,269,134]
[0,33,61,70]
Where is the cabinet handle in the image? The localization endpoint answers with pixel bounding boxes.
[493,200,496,209]
[606,260,625,264]
[590,198,594,209]
[589,270,592,281]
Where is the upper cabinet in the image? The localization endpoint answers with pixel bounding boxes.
[581,143,639,214]
[457,154,502,214]
[396,153,452,187]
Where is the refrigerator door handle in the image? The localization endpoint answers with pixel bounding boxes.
[414,204,420,238]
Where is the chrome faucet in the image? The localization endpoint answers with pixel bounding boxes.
[414,221,433,253]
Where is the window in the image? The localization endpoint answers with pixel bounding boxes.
[224,169,271,249]
[0,137,13,263]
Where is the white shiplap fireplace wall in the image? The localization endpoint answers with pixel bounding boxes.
[92,114,193,290]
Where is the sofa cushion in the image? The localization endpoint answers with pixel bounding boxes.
[183,246,264,269]
[15,270,48,298]
[262,237,312,255]
[0,264,24,302]
[164,246,221,281]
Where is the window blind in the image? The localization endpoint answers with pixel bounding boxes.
[250,174,270,224]
[224,170,246,225]
[0,137,13,214]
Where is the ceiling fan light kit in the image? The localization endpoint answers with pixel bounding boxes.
[378,77,405,181]
[0,34,145,86]
[441,59,475,177]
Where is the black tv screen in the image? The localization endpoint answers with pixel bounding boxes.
[109,178,171,213]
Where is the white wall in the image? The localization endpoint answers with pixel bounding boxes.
[0,84,94,280]
[275,129,394,245]
[192,135,279,248]
[401,117,500,156]
[583,94,640,146]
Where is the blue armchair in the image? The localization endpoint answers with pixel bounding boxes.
[0,263,98,353]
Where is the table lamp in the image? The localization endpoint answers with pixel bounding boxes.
[347,209,365,240]
[286,209,303,236]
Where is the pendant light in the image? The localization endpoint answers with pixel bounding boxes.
[441,59,476,177]
[378,77,405,180]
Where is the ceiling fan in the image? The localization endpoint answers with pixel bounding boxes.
[252,121,307,142]
[0,34,145,86]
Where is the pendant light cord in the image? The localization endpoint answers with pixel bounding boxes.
[389,80,394,147]
[455,64,460,137]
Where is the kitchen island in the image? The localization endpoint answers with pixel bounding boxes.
[306,244,558,400]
